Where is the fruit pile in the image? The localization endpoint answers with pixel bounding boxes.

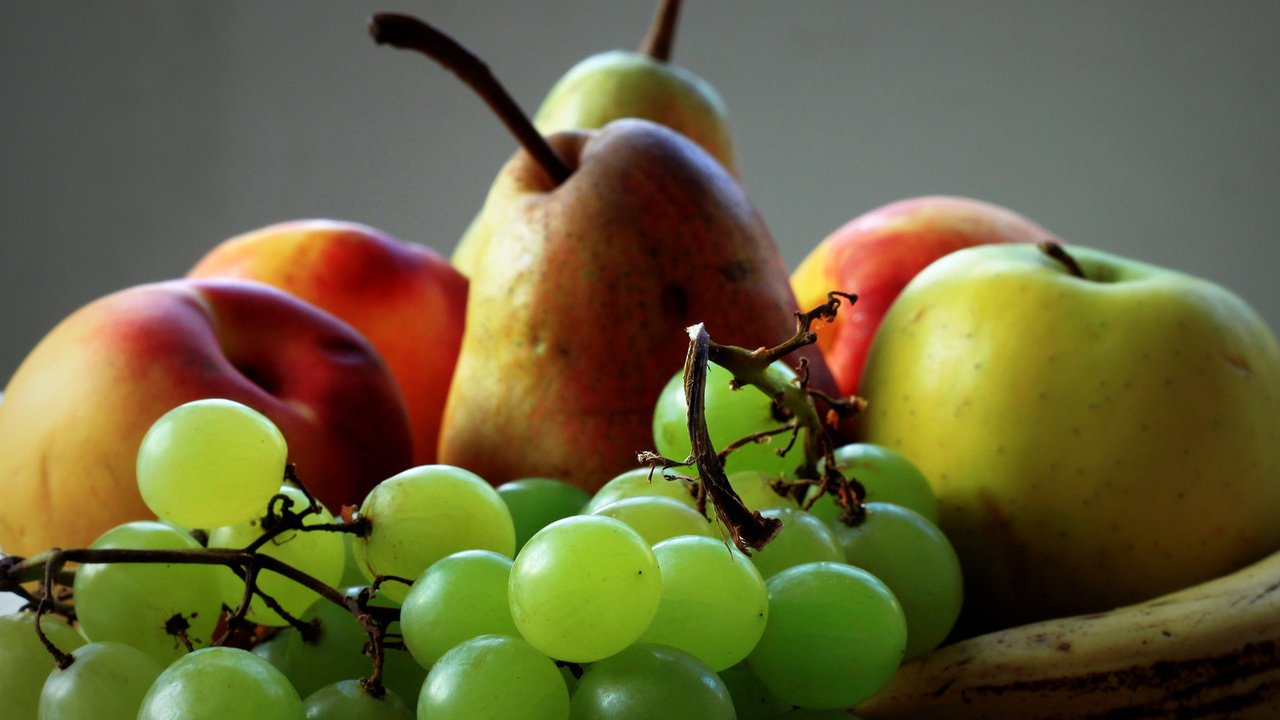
[4,1,1280,718]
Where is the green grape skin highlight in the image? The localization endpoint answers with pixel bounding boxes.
[653,360,804,477]
[208,484,345,626]
[832,502,964,659]
[399,549,519,668]
[302,679,413,720]
[353,465,516,604]
[749,507,844,580]
[72,520,225,664]
[508,515,661,663]
[570,643,736,720]
[591,495,714,545]
[418,634,569,720]
[585,467,700,514]
[39,641,164,720]
[137,646,304,720]
[748,562,907,710]
[136,398,288,530]
[639,535,768,671]
[805,443,938,525]
[496,477,591,551]
[0,612,86,719]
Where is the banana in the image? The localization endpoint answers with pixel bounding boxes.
[854,547,1280,719]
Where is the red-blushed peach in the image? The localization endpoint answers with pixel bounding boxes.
[791,196,1053,397]
[0,278,412,556]
[188,220,467,466]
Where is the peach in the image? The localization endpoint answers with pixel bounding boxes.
[0,278,413,555]
[188,220,467,465]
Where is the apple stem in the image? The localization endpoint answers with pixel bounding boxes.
[369,13,573,186]
[639,0,682,62]
[1038,241,1086,279]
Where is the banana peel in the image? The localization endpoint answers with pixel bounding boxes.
[855,546,1280,719]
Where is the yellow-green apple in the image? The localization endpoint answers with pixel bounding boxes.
[857,242,1280,632]
[791,196,1054,397]
[0,278,413,556]
[188,220,467,466]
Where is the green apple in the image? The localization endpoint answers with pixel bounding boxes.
[857,242,1280,632]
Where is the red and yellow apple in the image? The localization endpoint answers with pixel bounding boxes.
[188,219,467,465]
[791,195,1054,396]
[0,278,413,556]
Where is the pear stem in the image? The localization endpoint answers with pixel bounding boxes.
[639,0,682,62]
[369,13,572,186]
[1038,240,1086,279]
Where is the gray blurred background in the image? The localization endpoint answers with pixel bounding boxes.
[2,1,1278,384]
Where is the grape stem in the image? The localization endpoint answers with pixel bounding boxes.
[639,292,873,544]
[0,466,398,687]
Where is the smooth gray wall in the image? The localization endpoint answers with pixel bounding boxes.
[2,2,1278,384]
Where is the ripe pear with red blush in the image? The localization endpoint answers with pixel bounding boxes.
[188,219,467,466]
[369,14,835,491]
[792,196,1053,397]
[440,119,832,489]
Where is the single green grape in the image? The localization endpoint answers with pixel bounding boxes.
[302,680,413,720]
[39,641,164,720]
[748,562,906,710]
[496,477,591,551]
[208,485,345,626]
[136,398,288,529]
[509,515,661,663]
[137,646,304,720]
[418,635,568,720]
[585,467,700,514]
[653,360,805,477]
[284,588,426,704]
[832,502,963,659]
[591,495,714,545]
[639,535,768,671]
[73,520,226,664]
[805,443,938,525]
[749,507,844,580]
[570,643,736,720]
[399,549,519,668]
[353,465,516,604]
[717,663,790,720]
[0,612,86,719]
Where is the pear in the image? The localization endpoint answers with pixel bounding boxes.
[369,14,834,491]
[452,0,736,276]
[440,118,827,489]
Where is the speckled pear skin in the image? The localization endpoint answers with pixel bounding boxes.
[439,118,833,491]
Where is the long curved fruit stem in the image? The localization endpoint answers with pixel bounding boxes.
[639,0,681,62]
[369,13,572,185]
